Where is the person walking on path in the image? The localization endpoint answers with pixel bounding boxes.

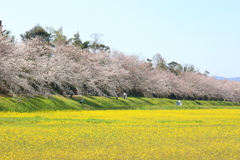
[123,92,127,99]
[69,90,74,98]
[80,99,84,107]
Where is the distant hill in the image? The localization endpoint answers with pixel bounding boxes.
[213,76,240,82]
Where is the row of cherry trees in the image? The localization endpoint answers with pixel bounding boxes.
[1,33,240,102]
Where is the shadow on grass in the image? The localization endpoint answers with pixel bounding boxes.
[15,96,80,112]
[86,96,130,109]
[81,99,103,109]
[193,101,202,105]
[134,97,155,105]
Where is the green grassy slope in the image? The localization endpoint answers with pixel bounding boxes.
[0,95,81,112]
[0,94,240,112]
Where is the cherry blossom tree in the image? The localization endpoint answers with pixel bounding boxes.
[1,32,240,102]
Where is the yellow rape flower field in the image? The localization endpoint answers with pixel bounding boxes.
[0,109,240,160]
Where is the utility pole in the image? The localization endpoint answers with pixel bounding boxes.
[0,20,3,33]
[0,20,2,32]
[0,20,6,34]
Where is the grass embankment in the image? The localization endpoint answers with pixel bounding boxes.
[0,94,240,112]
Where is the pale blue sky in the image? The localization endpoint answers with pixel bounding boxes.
[2,0,240,77]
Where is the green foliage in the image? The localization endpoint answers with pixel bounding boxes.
[52,27,72,45]
[20,24,51,42]
[20,25,110,52]
[87,33,110,52]
[89,43,110,52]
[1,21,15,42]
[1,29,15,42]
[167,61,183,75]
[204,70,210,76]
[151,53,199,75]
[152,53,168,70]
[72,31,82,46]
[81,41,90,49]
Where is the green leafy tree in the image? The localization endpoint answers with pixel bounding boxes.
[88,33,110,52]
[167,61,183,75]
[0,20,15,42]
[52,27,72,45]
[20,24,51,42]
[182,64,197,73]
[72,31,82,47]
[1,29,15,42]
[204,70,210,76]
[152,53,168,70]
[81,41,90,49]
[89,43,110,52]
